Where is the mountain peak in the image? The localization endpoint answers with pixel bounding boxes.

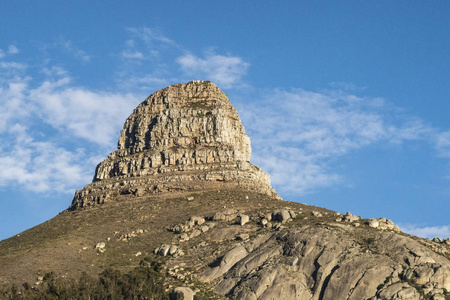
[70,81,280,210]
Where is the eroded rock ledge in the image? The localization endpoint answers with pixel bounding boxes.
[70,81,279,210]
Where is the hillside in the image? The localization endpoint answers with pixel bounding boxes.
[1,81,449,300]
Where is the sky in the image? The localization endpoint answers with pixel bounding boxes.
[1,1,450,241]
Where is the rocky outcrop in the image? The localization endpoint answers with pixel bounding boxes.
[60,81,450,299]
[162,207,450,300]
[70,81,279,209]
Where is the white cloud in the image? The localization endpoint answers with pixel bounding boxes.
[0,61,27,70]
[0,124,93,193]
[41,65,69,78]
[238,88,433,195]
[435,131,450,158]
[120,27,177,61]
[0,74,140,196]
[29,77,140,147]
[400,224,450,239]
[0,45,19,58]
[177,53,249,88]
[1,27,449,204]
[8,45,19,54]
[59,40,90,62]
[0,80,29,132]
[126,27,176,46]
[121,51,145,59]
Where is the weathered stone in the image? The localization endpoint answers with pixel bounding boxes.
[212,212,226,221]
[189,229,201,239]
[157,244,171,256]
[171,286,194,300]
[190,216,205,226]
[273,210,290,223]
[260,218,268,226]
[240,214,249,226]
[179,233,189,241]
[311,211,323,217]
[70,81,280,210]
[169,245,179,256]
[369,219,380,228]
[343,211,360,222]
[200,245,248,282]
[237,233,250,241]
[95,242,105,249]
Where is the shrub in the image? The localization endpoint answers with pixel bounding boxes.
[0,257,168,299]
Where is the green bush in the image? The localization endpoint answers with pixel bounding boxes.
[0,257,168,299]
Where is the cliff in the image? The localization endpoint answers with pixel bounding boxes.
[70,80,279,210]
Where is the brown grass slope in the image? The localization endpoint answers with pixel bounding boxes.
[1,189,450,299]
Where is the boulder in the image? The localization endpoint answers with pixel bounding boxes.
[240,214,250,226]
[171,286,194,300]
[95,242,105,249]
[273,210,290,223]
[368,219,380,228]
[344,211,360,222]
[311,211,323,217]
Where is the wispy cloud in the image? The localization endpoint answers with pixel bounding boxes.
[0,79,29,133]
[400,224,450,239]
[126,27,176,46]
[117,75,169,92]
[435,131,450,158]
[238,88,432,195]
[116,27,179,91]
[121,50,145,59]
[177,52,249,88]
[28,77,139,147]
[0,124,94,193]
[0,55,139,195]
[0,61,27,70]
[8,45,19,54]
[121,28,177,61]
[1,26,449,204]
[41,65,69,78]
[0,45,19,58]
[117,27,251,90]
[59,39,90,62]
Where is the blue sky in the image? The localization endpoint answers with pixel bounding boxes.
[1,1,450,241]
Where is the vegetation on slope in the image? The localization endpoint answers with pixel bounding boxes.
[0,257,167,300]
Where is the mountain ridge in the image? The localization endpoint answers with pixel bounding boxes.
[1,81,449,300]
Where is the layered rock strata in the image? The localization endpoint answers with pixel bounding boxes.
[70,81,279,209]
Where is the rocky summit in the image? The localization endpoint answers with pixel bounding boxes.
[1,81,450,300]
[70,80,279,210]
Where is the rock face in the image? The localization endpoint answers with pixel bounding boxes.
[70,81,279,209]
[9,80,446,300]
[163,206,450,300]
